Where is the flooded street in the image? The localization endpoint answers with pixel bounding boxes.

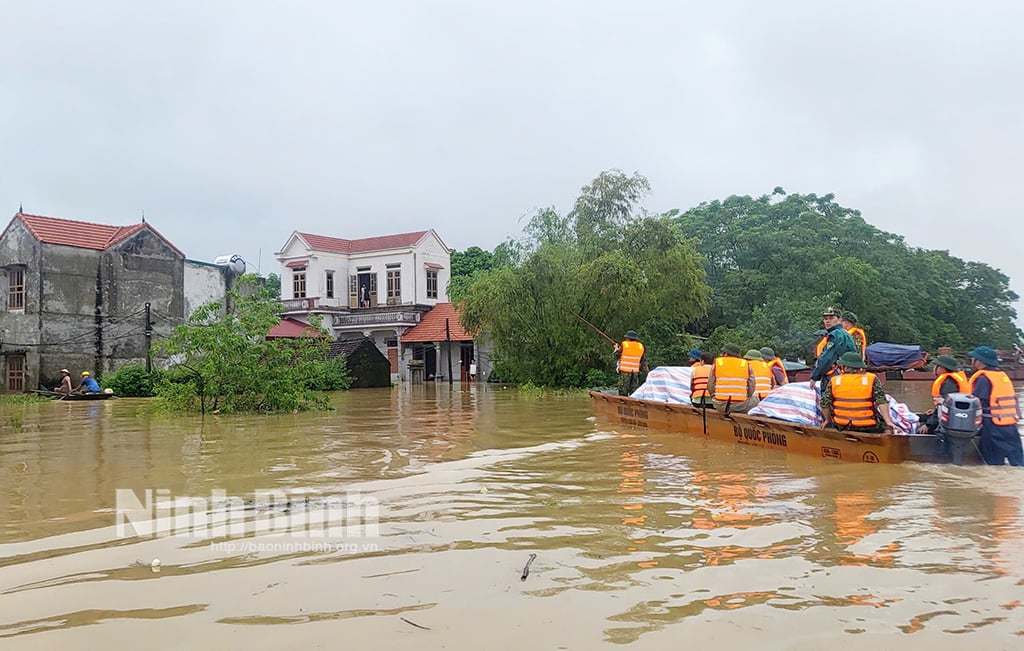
[2,382,1024,650]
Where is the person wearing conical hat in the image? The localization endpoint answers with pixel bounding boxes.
[967,346,1022,466]
[820,351,895,433]
[614,330,647,396]
[54,368,73,395]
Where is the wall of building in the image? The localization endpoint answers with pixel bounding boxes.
[184,260,231,317]
[275,231,451,309]
[0,220,43,390]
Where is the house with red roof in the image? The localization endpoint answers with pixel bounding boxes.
[0,212,239,392]
[275,228,447,379]
[274,228,487,382]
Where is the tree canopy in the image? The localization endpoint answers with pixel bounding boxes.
[451,178,1020,386]
[155,275,349,413]
[674,191,1022,358]
[458,170,711,386]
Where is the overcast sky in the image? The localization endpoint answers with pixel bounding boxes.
[2,1,1022,326]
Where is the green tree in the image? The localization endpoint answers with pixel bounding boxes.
[155,275,349,413]
[449,246,497,302]
[674,191,1021,356]
[460,171,711,386]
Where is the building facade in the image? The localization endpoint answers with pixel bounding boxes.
[0,212,236,392]
[275,229,459,382]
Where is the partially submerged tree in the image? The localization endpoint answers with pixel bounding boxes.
[460,171,711,386]
[156,275,350,413]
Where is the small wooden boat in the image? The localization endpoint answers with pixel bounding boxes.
[34,389,116,401]
[589,390,981,465]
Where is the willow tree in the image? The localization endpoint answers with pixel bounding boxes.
[459,171,710,386]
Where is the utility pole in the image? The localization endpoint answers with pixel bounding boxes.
[144,302,153,373]
[446,318,453,387]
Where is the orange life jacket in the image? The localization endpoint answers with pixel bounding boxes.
[846,327,867,355]
[830,372,879,428]
[713,357,750,402]
[751,360,773,399]
[691,364,711,400]
[969,369,1019,426]
[766,358,789,386]
[617,340,645,373]
[930,371,969,404]
[815,336,827,359]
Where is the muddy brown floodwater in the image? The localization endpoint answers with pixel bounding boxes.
[1,382,1023,650]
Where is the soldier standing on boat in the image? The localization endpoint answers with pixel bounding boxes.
[810,307,857,392]
[842,311,867,356]
[966,346,1023,466]
[614,330,647,397]
[820,352,895,433]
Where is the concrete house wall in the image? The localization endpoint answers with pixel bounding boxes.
[1,213,232,392]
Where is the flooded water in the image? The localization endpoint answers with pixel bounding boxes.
[1,382,1023,650]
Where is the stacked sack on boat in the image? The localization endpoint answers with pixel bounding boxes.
[630,367,693,404]
[633,368,921,433]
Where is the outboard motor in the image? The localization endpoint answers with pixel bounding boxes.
[936,392,983,465]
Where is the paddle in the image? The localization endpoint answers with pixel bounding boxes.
[572,313,617,346]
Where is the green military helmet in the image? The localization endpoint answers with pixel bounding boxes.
[838,351,866,368]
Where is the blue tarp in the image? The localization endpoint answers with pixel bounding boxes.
[865,342,926,368]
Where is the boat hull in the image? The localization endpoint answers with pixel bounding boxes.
[589,391,981,465]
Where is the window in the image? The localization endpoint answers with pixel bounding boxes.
[292,267,307,299]
[426,270,438,299]
[386,266,401,305]
[7,355,25,392]
[8,267,24,310]
[325,271,334,299]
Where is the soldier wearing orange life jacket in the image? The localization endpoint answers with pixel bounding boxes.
[967,346,1022,466]
[690,352,715,408]
[842,311,867,357]
[759,347,788,387]
[918,354,970,435]
[614,330,647,396]
[707,343,757,414]
[820,352,895,433]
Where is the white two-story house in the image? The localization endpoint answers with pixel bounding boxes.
[274,229,453,380]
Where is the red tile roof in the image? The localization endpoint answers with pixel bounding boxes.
[401,302,475,342]
[6,212,185,256]
[267,318,326,339]
[297,230,430,254]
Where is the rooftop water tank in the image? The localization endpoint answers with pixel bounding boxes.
[214,254,246,275]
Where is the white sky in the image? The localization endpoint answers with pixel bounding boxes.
[2,1,1022,325]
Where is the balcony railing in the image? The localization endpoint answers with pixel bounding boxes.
[332,311,421,327]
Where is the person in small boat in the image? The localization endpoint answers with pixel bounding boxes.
[745,349,775,400]
[708,343,757,413]
[917,354,970,435]
[54,368,73,395]
[77,371,101,394]
[614,330,647,396]
[690,352,715,407]
[687,349,705,367]
[820,352,895,433]
[760,347,789,387]
[811,307,857,392]
[966,345,1022,466]
[842,311,868,357]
